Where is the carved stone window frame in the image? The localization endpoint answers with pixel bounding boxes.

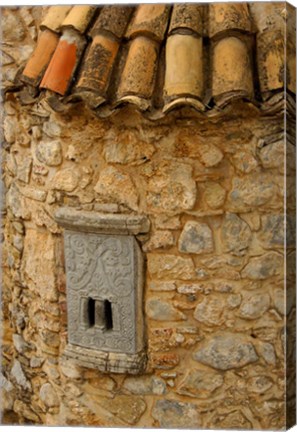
[55,207,150,374]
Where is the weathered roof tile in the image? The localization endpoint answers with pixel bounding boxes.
[212,37,253,106]
[16,2,296,118]
[61,5,96,34]
[250,2,295,98]
[40,29,86,95]
[257,30,285,97]
[209,3,252,38]
[249,2,285,32]
[117,36,160,108]
[40,5,72,33]
[75,34,120,107]
[21,29,59,86]
[126,5,170,42]
[287,4,296,95]
[168,4,204,35]
[164,34,203,100]
[91,5,134,39]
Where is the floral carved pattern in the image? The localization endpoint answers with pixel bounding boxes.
[64,231,140,354]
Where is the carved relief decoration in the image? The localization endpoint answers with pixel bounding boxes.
[64,231,140,354]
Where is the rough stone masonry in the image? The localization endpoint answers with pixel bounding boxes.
[1,5,296,430]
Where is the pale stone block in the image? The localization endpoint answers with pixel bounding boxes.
[221,213,252,256]
[152,399,201,428]
[39,383,59,407]
[238,293,270,319]
[241,252,283,280]
[35,140,62,166]
[146,297,186,321]
[22,229,57,302]
[54,207,150,235]
[11,360,32,391]
[177,369,224,398]
[51,168,80,192]
[193,333,258,370]
[194,296,226,326]
[247,376,273,394]
[97,394,147,425]
[94,166,139,211]
[178,221,214,254]
[147,253,195,280]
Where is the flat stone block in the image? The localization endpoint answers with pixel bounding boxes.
[54,207,150,235]
[64,343,147,374]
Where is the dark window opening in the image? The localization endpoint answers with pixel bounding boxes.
[104,300,113,330]
[88,298,95,327]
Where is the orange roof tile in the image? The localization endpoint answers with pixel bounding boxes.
[21,29,59,86]
[18,3,296,119]
[40,30,86,95]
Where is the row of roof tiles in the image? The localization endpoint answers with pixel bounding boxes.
[20,3,296,117]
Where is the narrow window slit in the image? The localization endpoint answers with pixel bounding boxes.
[104,300,113,330]
[88,298,95,327]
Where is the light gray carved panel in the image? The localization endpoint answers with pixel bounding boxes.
[55,208,149,372]
[64,231,141,355]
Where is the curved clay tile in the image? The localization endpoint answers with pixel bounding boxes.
[168,4,204,36]
[209,3,252,38]
[256,30,285,98]
[163,97,205,115]
[126,5,171,42]
[21,29,59,86]
[61,5,97,34]
[75,35,120,108]
[40,5,72,33]
[249,2,285,33]
[91,6,134,39]
[117,36,160,109]
[16,3,293,117]
[287,4,296,95]
[40,29,86,95]
[212,36,253,106]
[163,34,203,104]
[250,2,295,98]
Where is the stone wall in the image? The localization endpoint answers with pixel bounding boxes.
[1,6,295,429]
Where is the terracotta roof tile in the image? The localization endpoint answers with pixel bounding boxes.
[61,5,96,34]
[164,34,203,104]
[126,5,171,42]
[287,5,296,95]
[40,5,72,33]
[168,4,204,35]
[90,5,134,39]
[21,29,59,86]
[40,29,86,95]
[250,2,295,99]
[209,3,252,38]
[17,2,296,119]
[75,35,120,107]
[212,37,253,106]
[249,2,285,32]
[117,36,160,108]
[256,30,285,97]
